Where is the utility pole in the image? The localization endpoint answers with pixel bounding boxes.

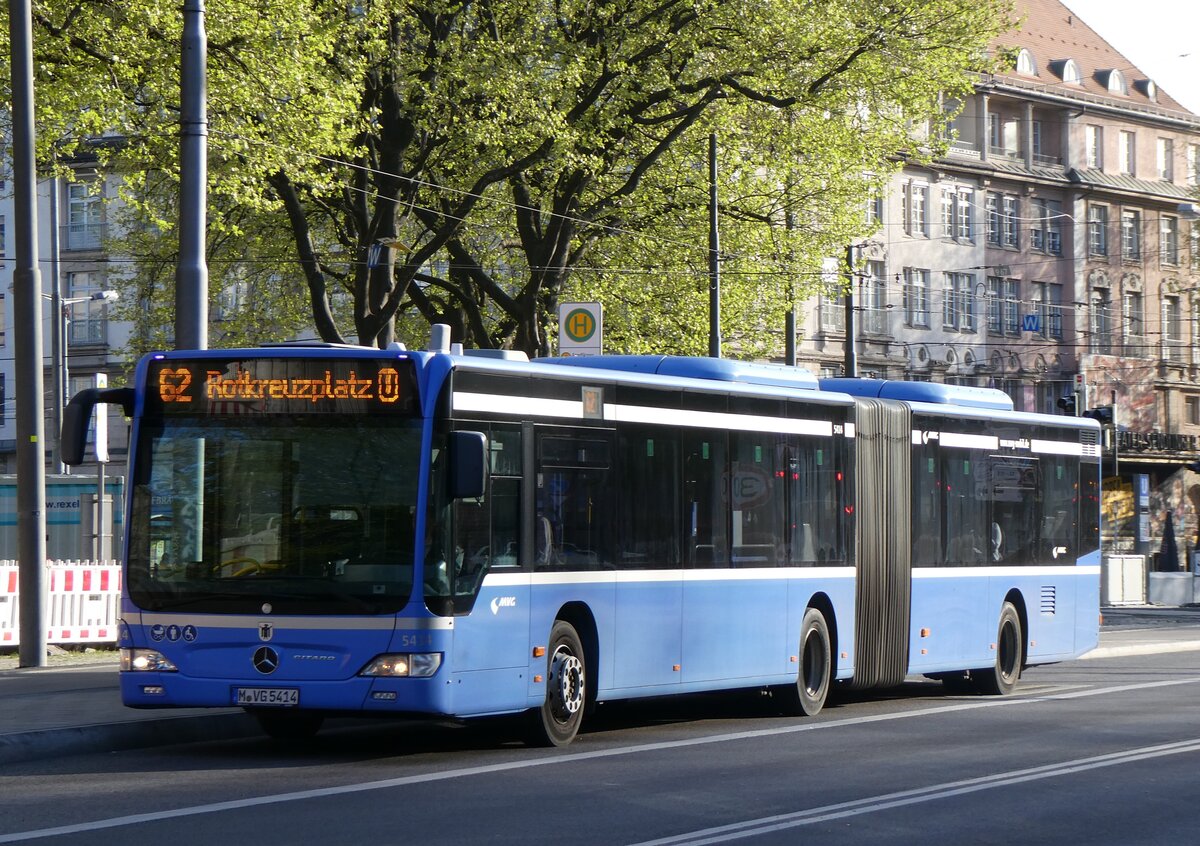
[9,0,48,667]
[176,0,209,350]
[49,172,66,475]
[843,245,857,377]
[708,133,721,358]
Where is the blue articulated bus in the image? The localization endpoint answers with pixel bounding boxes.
[63,332,1100,745]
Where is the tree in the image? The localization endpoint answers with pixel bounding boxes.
[4,0,1012,357]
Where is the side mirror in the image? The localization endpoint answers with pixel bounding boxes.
[448,431,488,500]
[61,387,134,466]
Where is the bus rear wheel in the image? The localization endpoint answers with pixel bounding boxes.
[972,601,1024,696]
[775,607,831,717]
[526,620,587,747]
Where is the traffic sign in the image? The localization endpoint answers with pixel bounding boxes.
[558,302,603,355]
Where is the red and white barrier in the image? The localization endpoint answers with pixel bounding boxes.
[0,560,122,646]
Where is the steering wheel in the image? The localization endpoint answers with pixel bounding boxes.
[214,556,262,578]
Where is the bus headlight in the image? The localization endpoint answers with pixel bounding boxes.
[359,653,442,678]
[120,648,178,672]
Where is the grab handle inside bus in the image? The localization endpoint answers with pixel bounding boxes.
[61,387,135,466]
[448,430,488,499]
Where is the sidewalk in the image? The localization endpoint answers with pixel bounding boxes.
[2,607,1199,766]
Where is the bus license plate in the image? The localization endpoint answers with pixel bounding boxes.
[236,687,300,707]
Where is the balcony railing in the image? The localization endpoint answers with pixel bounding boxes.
[63,222,107,251]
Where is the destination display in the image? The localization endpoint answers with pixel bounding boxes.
[146,358,420,416]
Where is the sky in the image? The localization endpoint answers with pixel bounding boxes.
[1061,0,1200,114]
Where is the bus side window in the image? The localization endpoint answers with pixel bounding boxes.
[683,431,728,568]
[535,431,613,571]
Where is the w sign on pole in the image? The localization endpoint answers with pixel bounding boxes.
[558,302,603,356]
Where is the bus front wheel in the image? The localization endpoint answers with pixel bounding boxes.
[526,620,587,747]
[972,601,1023,696]
[776,607,831,717]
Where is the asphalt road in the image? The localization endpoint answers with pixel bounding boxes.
[2,647,1199,845]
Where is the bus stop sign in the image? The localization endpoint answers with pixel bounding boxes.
[558,302,603,355]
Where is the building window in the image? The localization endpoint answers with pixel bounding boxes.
[956,189,973,240]
[1033,282,1063,340]
[1107,69,1128,95]
[1016,48,1036,76]
[1002,278,1020,335]
[0,214,5,261]
[1119,131,1136,175]
[902,182,929,236]
[1002,195,1019,247]
[1090,290,1112,354]
[910,183,928,237]
[1121,210,1142,261]
[67,271,107,344]
[1187,396,1200,426]
[1158,138,1174,181]
[866,194,883,226]
[1192,225,1200,271]
[1123,291,1144,353]
[987,192,1018,247]
[1161,216,1180,266]
[0,293,5,348]
[1086,125,1103,169]
[820,289,846,333]
[66,182,105,250]
[943,272,976,332]
[987,276,1020,337]
[1189,144,1200,186]
[861,261,889,335]
[1032,120,1043,159]
[1088,205,1109,256]
[0,374,5,426]
[1164,296,1185,362]
[941,188,955,239]
[1031,199,1062,254]
[903,267,930,328]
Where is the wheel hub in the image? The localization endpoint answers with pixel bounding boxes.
[549,648,584,717]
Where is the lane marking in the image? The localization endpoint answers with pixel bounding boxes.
[629,738,1200,845]
[2,676,1199,843]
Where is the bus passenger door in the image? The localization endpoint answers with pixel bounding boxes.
[446,425,531,715]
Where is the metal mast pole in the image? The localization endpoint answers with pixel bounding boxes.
[49,174,66,475]
[9,0,48,667]
[176,0,209,350]
[708,133,721,358]
[843,245,857,377]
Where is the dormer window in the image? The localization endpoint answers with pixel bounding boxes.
[1050,59,1083,84]
[1135,79,1158,101]
[1016,49,1037,76]
[1100,69,1128,95]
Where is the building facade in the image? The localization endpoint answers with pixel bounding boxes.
[796,0,1200,564]
[0,159,129,559]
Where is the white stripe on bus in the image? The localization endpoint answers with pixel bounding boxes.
[480,564,1097,588]
[451,392,836,435]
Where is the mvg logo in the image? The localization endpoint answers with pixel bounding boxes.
[490,596,517,615]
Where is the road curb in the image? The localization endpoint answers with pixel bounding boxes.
[0,711,261,767]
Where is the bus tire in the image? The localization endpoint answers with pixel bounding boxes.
[526,620,587,747]
[776,607,832,717]
[973,601,1023,696]
[251,709,324,740]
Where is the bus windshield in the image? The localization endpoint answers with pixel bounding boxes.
[127,416,425,614]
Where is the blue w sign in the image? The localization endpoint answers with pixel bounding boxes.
[1022,313,1041,333]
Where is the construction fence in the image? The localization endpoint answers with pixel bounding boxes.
[0,560,122,647]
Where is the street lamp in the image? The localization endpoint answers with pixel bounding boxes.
[44,289,119,474]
